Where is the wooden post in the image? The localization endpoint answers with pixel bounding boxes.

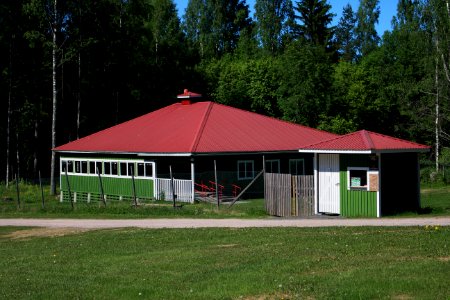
[39,170,45,209]
[65,169,73,209]
[15,174,20,209]
[214,160,219,209]
[96,167,106,207]
[170,165,176,208]
[130,165,137,208]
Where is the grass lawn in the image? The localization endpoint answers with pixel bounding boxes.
[0,226,449,299]
[421,185,450,215]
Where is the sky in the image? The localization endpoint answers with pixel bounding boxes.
[173,0,398,36]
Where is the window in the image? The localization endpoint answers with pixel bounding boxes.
[81,161,88,174]
[120,162,128,176]
[104,162,111,175]
[289,159,305,175]
[144,163,153,177]
[137,163,145,177]
[75,161,81,173]
[67,161,73,173]
[238,160,254,180]
[96,162,103,174]
[265,160,280,173]
[137,162,153,177]
[128,163,135,177]
[348,167,368,190]
[111,162,118,175]
[61,158,153,179]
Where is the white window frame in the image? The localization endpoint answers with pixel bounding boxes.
[238,160,255,180]
[289,159,305,175]
[265,159,280,173]
[347,167,369,190]
[60,158,155,180]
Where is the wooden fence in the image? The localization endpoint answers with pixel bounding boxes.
[265,173,314,217]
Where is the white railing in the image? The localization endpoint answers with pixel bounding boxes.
[155,178,193,203]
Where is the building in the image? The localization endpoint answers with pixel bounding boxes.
[53,90,337,203]
[298,130,430,217]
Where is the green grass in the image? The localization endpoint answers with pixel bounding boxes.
[421,185,450,215]
[0,226,448,299]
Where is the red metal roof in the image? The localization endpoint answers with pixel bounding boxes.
[54,101,338,154]
[300,130,430,153]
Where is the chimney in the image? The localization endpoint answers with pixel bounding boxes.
[177,89,202,105]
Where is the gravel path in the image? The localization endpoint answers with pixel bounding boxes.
[1,217,450,229]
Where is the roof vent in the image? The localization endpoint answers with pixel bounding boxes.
[177,89,202,105]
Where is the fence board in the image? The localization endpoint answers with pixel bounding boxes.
[265,173,314,217]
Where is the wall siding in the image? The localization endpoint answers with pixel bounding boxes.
[60,175,154,199]
[340,155,377,217]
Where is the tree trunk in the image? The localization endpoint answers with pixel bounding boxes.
[76,51,81,139]
[6,35,13,187]
[435,57,440,172]
[50,0,58,195]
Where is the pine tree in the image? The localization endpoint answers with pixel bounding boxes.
[335,4,357,62]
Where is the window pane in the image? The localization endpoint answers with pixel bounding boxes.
[120,162,127,176]
[111,162,118,175]
[62,161,67,172]
[245,162,252,178]
[104,162,111,175]
[96,162,103,174]
[89,161,95,174]
[350,170,367,187]
[145,163,153,177]
[137,163,145,176]
[128,163,135,176]
[81,161,88,174]
[75,161,81,173]
[67,161,73,173]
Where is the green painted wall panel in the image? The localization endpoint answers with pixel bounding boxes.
[61,175,154,198]
[340,155,377,217]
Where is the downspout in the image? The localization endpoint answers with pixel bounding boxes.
[377,153,381,218]
[191,158,195,203]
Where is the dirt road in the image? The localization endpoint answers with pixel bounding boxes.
[1,217,449,229]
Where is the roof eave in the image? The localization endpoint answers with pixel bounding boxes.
[299,148,430,154]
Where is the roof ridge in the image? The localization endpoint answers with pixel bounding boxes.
[365,130,430,148]
[189,102,214,152]
[361,130,375,150]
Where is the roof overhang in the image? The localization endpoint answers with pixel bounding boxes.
[55,149,303,157]
[298,149,430,154]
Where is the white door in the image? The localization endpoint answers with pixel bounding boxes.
[318,154,340,214]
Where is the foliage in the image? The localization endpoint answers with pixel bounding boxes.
[0,226,449,299]
[277,42,333,127]
[335,3,357,62]
[355,0,380,57]
[1,0,449,180]
[254,0,296,54]
[294,0,335,47]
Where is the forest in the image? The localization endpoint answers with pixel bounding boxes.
[1,0,450,189]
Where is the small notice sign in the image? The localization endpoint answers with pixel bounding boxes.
[351,177,361,187]
[369,172,379,191]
